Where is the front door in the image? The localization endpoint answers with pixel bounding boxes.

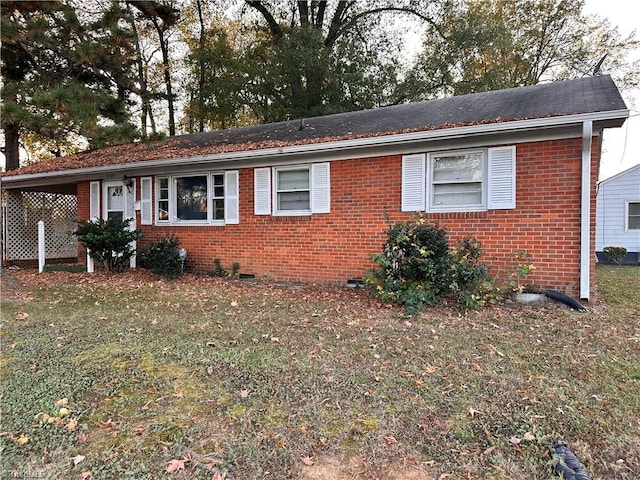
[102,180,137,268]
[104,181,126,220]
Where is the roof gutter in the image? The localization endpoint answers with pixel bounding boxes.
[1,109,629,189]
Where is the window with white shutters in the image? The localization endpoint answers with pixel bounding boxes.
[401,146,516,213]
[254,163,330,216]
[154,171,239,225]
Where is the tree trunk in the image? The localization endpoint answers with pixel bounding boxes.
[196,0,206,132]
[158,27,175,136]
[129,13,148,140]
[4,123,21,171]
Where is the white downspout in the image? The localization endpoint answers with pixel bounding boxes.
[580,121,593,300]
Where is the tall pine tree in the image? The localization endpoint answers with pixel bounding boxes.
[1,1,138,170]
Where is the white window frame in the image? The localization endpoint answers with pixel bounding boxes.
[156,176,170,223]
[626,200,640,231]
[427,148,487,212]
[155,172,236,225]
[401,146,515,213]
[274,165,312,216]
[255,162,330,216]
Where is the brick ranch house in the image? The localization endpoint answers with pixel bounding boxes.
[1,75,629,300]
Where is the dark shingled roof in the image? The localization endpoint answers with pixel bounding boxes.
[4,75,628,176]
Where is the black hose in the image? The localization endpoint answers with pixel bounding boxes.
[545,290,586,311]
[552,442,592,480]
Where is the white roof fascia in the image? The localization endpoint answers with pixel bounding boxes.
[2,109,629,188]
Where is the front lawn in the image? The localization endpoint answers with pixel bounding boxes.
[1,265,638,479]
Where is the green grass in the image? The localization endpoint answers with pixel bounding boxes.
[1,265,638,479]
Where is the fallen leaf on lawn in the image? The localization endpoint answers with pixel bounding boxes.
[166,459,186,473]
[300,456,315,466]
[483,446,497,455]
[55,398,69,407]
[240,390,249,398]
[509,436,521,445]
[523,432,535,441]
[16,312,29,320]
[80,471,92,479]
[423,364,438,374]
[206,366,214,375]
[383,435,397,445]
[98,419,117,432]
[211,472,225,480]
[16,435,29,445]
[230,300,238,307]
[72,454,86,465]
[468,407,483,418]
[67,418,78,432]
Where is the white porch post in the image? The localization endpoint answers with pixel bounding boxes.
[38,220,45,273]
[580,121,593,300]
[86,250,94,273]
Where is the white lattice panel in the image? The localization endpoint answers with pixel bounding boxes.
[5,191,78,260]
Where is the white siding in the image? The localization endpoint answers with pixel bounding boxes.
[596,164,640,252]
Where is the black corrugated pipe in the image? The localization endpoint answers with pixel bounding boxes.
[552,442,592,480]
[546,290,587,310]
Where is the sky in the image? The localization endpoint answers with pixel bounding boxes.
[1,1,638,179]
[583,0,640,180]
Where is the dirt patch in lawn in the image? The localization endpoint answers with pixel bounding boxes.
[0,271,29,301]
[299,455,434,480]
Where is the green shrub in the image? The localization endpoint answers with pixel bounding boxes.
[367,215,489,313]
[138,235,184,279]
[207,258,228,277]
[74,217,142,272]
[603,246,627,265]
[42,264,87,273]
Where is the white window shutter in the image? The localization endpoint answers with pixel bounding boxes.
[90,181,100,220]
[401,154,426,212]
[140,177,153,225]
[254,167,271,215]
[311,162,330,214]
[488,146,516,210]
[225,170,240,224]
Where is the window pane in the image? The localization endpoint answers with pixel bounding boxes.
[176,176,208,221]
[158,178,169,201]
[213,174,224,198]
[629,202,640,216]
[629,216,640,230]
[433,183,482,206]
[278,191,310,211]
[433,152,483,182]
[107,186,124,211]
[213,198,225,220]
[278,169,309,190]
[158,201,169,221]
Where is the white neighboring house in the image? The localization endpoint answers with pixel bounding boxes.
[596,163,640,264]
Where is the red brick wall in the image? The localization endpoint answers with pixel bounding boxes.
[76,136,600,298]
[76,181,90,263]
